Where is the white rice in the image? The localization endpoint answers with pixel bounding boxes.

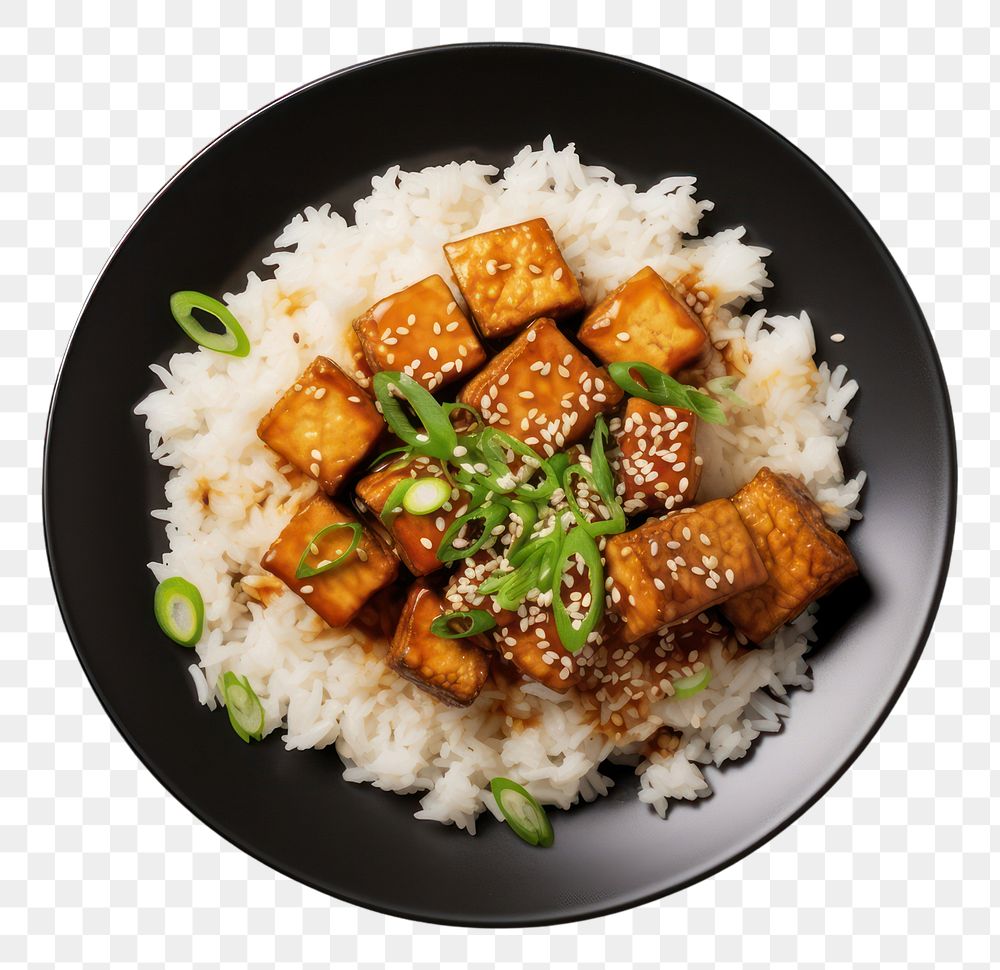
[136,139,862,831]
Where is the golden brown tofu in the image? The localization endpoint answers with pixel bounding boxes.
[355,455,469,575]
[722,467,859,643]
[490,562,594,692]
[444,218,584,338]
[352,275,487,392]
[257,356,384,494]
[343,326,375,393]
[578,266,708,374]
[261,494,399,628]
[387,581,491,707]
[580,611,740,702]
[605,499,768,643]
[615,399,701,515]
[457,318,623,456]
[443,550,518,629]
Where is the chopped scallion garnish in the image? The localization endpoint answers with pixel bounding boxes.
[429,610,496,639]
[373,371,458,460]
[436,502,508,563]
[551,528,604,655]
[706,375,750,408]
[402,477,451,515]
[563,463,626,537]
[219,671,265,742]
[169,290,250,357]
[294,522,363,578]
[153,577,204,647]
[490,777,553,847]
[608,361,726,424]
[673,667,713,699]
[379,479,417,527]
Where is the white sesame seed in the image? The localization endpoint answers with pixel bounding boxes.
[300,585,314,594]
[310,449,322,460]
[831,332,845,342]
[553,267,564,281]
[528,263,542,274]
[314,387,327,400]
[356,548,368,562]
[616,332,631,342]
[419,537,433,550]
[347,395,361,403]
[309,462,320,476]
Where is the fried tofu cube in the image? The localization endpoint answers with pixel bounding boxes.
[443,550,518,629]
[352,275,487,392]
[387,581,491,707]
[257,356,383,494]
[722,468,859,643]
[261,495,399,628]
[444,218,584,338]
[615,399,701,515]
[488,560,597,692]
[578,266,708,374]
[605,499,768,643]
[355,455,469,575]
[457,318,623,456]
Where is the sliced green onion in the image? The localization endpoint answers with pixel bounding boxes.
[706,375,751,408]
[429,610,496,639]
[551,528,604,655]
[436,502,508,563]
[169,290,250,357]
[402,477,451,515]
[490,777,553,847]
[366,444,414,470]
[220,671,265,742]
[589,414,615,497]
[373,370,458,460]
[547,451,572,482]
[443,401,484,432]
[563,463,626,537]
[153,577,204,647]
[479,430,560,502]
[506,500,539,560]
[673,667,713,699]
[294,522,363,578]
[608,361,726,425]
[379,478,417,526]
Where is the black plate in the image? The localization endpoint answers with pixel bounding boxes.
[45,45,956,927]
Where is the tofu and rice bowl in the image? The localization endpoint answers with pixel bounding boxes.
[138,141,863,846]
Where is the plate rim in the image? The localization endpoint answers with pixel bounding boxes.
[43,42,958,927]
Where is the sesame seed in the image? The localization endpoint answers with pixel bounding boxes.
[519,390,535,399]
[309,462,320,476]
[486,259,497,275]
[446,321,460,332]
[699,533,711,545]
[528,263,542,274]
[429,347,439,360]
[616,332,631,342]
[831,332,845,342]
[553,267,564,281]
[419,537,433,550]
[446,301,457,313]
[300,585,314,594]
[314,388,327,400]
[356,548,368,562]
[310,449,322,460]
[725,568,735,584]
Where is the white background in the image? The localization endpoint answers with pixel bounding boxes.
[2,2,994,967]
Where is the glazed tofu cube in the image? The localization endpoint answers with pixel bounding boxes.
[444,218,585,338]
[457,318,623,456]
[578,266,708,374]
[353,275,487,392]
[343,326,375,392]
[493,605,581,693]
[615,399,701,515]
[261,495,399,628]
[605,499,768,643]
[355,455,469,575]
[722,468,858,643]
[257,356,383,494]
[387,581,491,707]
[443,550,518,629]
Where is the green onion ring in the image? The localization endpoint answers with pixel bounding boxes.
[373,370,458,460]
[429,610,496,639]
[220,671,265,742]
[153,576,204,647]
[490,777,553,847]
[402,477,452,516]
[379,479,417,527]
[673,667,713,699]
[608,360,726,425]
[506,500,539,560]
[563,464,626,537]
[436,502,508,563]
[551,528,605,655]
[169,290,250,357]
[294,522,363,578]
